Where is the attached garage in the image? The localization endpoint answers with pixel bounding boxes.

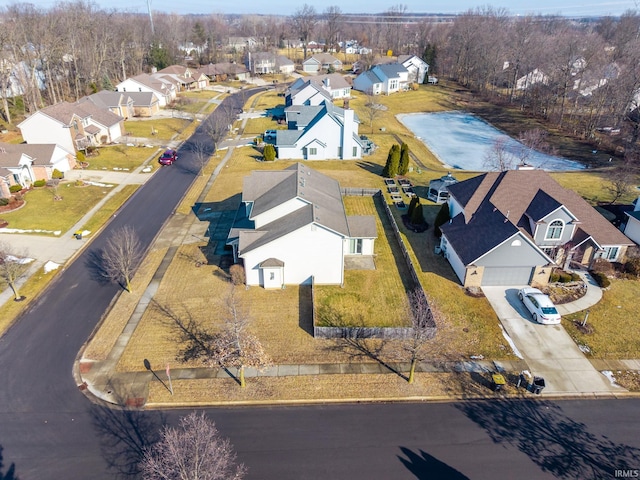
[481,267,534,286]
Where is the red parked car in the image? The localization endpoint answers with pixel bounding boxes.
[158,149,178,165]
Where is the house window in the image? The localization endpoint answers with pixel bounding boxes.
[353,146,358,156]
[545,220,564,240]
[309,147,317,155]
[603,246,619,261]
[269,272,275,281]
[349,238,363,254]
[390,79,398,90]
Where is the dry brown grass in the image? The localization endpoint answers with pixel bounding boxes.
[146,370,524,405]
[82,248,167,361]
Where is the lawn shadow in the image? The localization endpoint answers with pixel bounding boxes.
[455,398,640,479]
[84,248,116,287]
[298,285,314,336]
[355,160,383,176]
[398,446,469,480]
[90,398,165,478]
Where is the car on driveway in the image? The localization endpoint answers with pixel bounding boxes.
[263,129,277,140]
[158,149,178,165]
[518,287,561,325]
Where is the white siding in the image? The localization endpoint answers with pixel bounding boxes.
[19,114,75,152]
[251,197,308,228]
[624,217,640,245]
[243,224,344,286]
[441,235,466,284]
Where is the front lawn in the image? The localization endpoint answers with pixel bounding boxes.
[82,145,158,171]
[563,278,640,358]
[123,118,191,141]
[2,182,113,232]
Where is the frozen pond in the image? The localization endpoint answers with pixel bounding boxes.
[398,111,585,171]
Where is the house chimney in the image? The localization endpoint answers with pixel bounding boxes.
[324,77,330,88]
[341,103,355,159]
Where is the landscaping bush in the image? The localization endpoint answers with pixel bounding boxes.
[9,184,22,193]
[33,179,46,187]
[591,258,614,275]
[433,202,450,237]
[52,169,64,179]
[623,257,640,278]
[76,151,86,163]
[263,144,276,161]
[229,264,246,285]
[382,144,400,177]
[589,270,611,288]
[0,198,9,206]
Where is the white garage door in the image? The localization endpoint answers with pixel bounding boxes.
[481,267,534,286]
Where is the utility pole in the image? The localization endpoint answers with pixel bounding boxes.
[147,0,155,36]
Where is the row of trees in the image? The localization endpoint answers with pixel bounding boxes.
[438,8,640,147]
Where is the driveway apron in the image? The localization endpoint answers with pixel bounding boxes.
[482,286,619,395]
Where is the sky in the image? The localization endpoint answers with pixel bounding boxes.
[5,0,639,17]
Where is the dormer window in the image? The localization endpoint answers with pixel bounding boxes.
[546,220,564,240]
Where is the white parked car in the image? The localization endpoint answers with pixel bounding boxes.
[517,287,561,325]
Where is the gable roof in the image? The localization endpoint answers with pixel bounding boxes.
[304,53,341,65]
[447,170,633,248]
[441,200,523,265]
[374,63,408,79]
[85,91,129,110]
[0,143,70,168]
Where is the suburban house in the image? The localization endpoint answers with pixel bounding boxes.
[516,69,549,90]
[302,54,342,74]
[83,91,135,120]
[198,62,250,82]
[246,52,295,75]
[288,74,352,101]
[398,55,429,84]
[623,197,640,245]
[0,143,76,197]
[18,101,124,153]
[155,65,209,90]
[275,99,363,160]
[122,92,161,117]
[353,63,409,95]
[115,73,176,107]
[228,37,257,50]
[439,169,633,287]
[285,80,332,107]
[226,163,377,288]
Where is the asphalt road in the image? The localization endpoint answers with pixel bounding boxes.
[1,88,639,480]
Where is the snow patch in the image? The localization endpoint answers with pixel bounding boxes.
[601,370,620,387]
[6,255,34,264]
[44,261,60,273]
[85,181,114,188]
[0,228,61,235]
[499,324,524,359]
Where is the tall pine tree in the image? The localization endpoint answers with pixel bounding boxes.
[382,144,401,177]
[399,143,410,175]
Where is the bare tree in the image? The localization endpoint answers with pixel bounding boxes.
[323,6,343,52]
[388,287,452,383]
[363,91,383,133]
[141,411,246,480]
[606,161,637,204]
[291,4,317,59]
[515,128,555,166]
[483,136,518,171]
[213,287,270,388]
[159,288,269,388]
[0,243,31,301]
[190,140,212,176]
[101,225,143,293]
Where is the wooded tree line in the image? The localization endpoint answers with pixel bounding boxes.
[436,7,640,149]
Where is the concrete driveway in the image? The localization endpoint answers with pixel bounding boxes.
[482,286,620,395]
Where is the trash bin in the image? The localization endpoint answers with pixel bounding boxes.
[492,373,506,392]
[532,376,545,394]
